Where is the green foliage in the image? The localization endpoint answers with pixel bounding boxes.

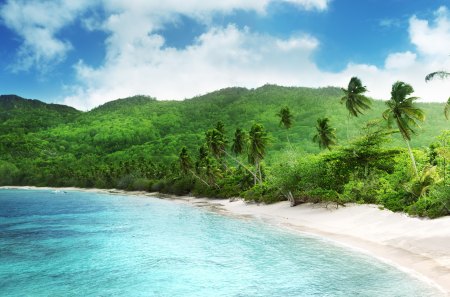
[340,77,371,117]
[277,106,293,129]
[2,86,450,217]
[312,117,337,150]
[382,81,425,141]
[0,160,19,185]
[408,185,450,218]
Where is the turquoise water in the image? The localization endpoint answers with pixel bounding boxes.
[0,189,442,296]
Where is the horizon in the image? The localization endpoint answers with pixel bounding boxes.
[1,0,450,110]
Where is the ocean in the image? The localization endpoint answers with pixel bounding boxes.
[0,189,442,296]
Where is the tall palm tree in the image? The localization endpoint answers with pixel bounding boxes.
[312,118,337,150]
[248,123,268,185]
[179,146,211,187]
[178,146,192,174]
[382,81,425,176]
[231,128,246,156]
[341,77,371,140]
[277,107,293,144]
[205,128,226,160]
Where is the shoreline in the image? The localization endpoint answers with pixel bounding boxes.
[2,186,450,295]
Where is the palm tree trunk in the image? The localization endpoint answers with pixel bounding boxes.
[405,140,419,177]
[189,169,210,188]
[257,162,263,185]
[346,115,350,142]
[444,158,447,185]
[286,131,293,151]
[222,150,261,184]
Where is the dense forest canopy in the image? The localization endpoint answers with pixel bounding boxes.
[1,84,449,217]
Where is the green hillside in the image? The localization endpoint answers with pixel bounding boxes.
[1,85,449,217]
[0,95,81,134]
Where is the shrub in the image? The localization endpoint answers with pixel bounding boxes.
[132,178,152,191]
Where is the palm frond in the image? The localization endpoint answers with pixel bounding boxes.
[425,71,450,82]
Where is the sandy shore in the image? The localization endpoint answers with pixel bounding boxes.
[208,199,450,295]
[2,186,450,295]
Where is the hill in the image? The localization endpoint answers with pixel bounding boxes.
[0,95,81,134]
[0,85,448,187]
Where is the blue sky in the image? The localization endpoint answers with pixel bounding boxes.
[1,0,450,110]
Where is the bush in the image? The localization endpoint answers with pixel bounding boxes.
[242,183,281,204]
[132,178,152,191]
[342,173,382,204]
[117,174,135,190]
[408,185,450,218]
[0,161,20,185]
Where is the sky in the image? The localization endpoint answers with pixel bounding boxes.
[1,0,450,110]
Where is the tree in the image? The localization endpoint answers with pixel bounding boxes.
[382,81,425,176]
[231,128,246,156]
[312,118,337,150]
[277,107,293,144]
[425,71,450,82]
[248,123,268,185]
[179,146,210,188]
[205,128,226,160]
[178,146,192,174]
[341,77,371,117]
[341,77,371,139]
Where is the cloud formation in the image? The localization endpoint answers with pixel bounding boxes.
[1,1,449,110]
[0,0,92,71]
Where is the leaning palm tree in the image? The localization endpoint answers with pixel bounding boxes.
[382,81,425,176]
[341,77,371,139]
[312,118,337,150]
[179,146,210,187]
[248,123,268,185]
[205,128,226,160]
[277,107,293,145]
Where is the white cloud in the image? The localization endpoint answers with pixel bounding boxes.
[385,51,417,70]
[0,0,329,73]
[2,1,449,110]
[0,0,92,71]
[64,25,320,110]
[409,6,450,57]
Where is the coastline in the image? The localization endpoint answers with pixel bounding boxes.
[2,186,450,295]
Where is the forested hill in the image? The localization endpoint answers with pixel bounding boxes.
[0,95,81,134]
[0,84,447,188]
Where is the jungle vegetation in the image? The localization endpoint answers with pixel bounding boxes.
[0,83,449,218]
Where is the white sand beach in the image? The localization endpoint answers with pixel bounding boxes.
[2,186,450,294]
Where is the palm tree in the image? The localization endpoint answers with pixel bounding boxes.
[382,81,425,176]
[231,128,246,156]
[205,128,226,160]
[248,123,268,185]
[341,77,371,139]
[312,118,337,150]
[425,71,450,82]
[179,146,211,187]
[277,107,293,144]
[179,146,192,174]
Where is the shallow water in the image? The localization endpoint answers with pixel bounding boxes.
[0,189,443,296]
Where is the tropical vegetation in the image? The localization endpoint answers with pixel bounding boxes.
[1,82,449,218]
